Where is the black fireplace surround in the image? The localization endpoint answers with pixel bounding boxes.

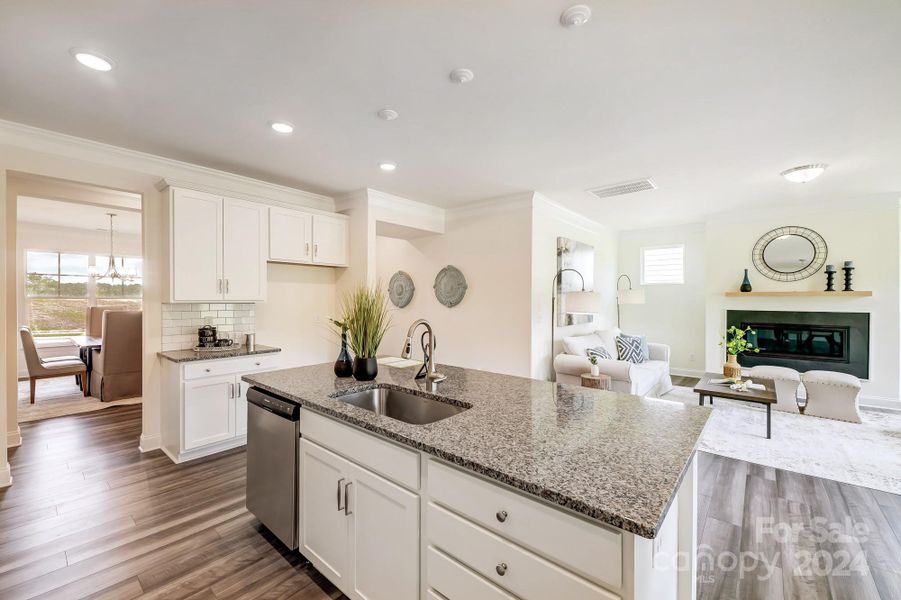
[726,310,869,379]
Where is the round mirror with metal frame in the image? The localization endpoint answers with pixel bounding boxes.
[752,226,827,282]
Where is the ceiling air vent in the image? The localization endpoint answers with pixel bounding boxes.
[587,178,656,200]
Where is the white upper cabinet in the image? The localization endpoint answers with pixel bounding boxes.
[269,206,313,263]
[169,187,266,302]
[312,214,349,266]
[171,189,222,302]
[268,207,348,267]
[223,198,266,301]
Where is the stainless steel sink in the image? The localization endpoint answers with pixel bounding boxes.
[334,387,468,424]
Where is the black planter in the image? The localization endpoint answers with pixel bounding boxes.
[334,333,353,378]
[352,357,378,381]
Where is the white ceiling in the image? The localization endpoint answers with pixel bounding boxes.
[17,197,142,235]
[1,1,899,229]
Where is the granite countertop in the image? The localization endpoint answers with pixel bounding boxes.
[243,363,710,538]
[158,344,281,363]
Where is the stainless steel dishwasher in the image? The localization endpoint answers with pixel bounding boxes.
[245,387,300,549]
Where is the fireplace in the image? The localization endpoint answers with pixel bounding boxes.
[725,310,869,379]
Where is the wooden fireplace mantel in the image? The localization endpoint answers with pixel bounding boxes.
[723,291,873,298]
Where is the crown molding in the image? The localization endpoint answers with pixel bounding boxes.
[532,192,608,234]
[0,119,333,211]
[447,192,536,221]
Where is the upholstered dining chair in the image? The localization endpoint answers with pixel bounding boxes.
[90,310,142,401]
[19,326,88,403]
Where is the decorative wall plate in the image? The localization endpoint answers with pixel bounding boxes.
[388,271,415,308]
[434,265,468,308]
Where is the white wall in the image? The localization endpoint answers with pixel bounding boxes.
[531,194,618,380]
[255,262,337,368]
[375,200,533,377]
[705,197,900,406]
[618,223,706,376]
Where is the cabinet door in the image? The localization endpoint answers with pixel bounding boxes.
[348,461,420,600]
[172,189,222,301]
[300,439,352,589]
[223,198,267,301]
[183,375,235,450]
[269,207,313,263]
[312,214,348,266]
[235,378,248,436]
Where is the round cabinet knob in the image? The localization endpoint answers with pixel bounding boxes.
[255,362,261,366]
[496,510,508,523]
[495,562,508,576]
[204,368,211,373]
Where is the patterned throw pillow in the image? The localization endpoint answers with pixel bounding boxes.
[586,346,612,360]
[616,335,647,363]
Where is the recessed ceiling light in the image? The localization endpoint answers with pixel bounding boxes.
[377,109,398,121]
[449,68,474,84]
[379,162,397,172]
[781,164,828,183]
[560,5,592,28]
[71,49,114,71]
[269,121,294,134]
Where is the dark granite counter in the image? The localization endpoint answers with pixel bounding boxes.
[242,363,710,538]
[158,344,281,363]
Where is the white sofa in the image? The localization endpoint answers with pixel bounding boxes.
[553,328,674,396]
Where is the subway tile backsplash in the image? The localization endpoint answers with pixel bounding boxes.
[161,303,256,351]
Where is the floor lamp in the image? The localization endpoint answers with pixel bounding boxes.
[616,274,645,328]
[550,268,602,380]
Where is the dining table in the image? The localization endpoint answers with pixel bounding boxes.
[69,335,102,394]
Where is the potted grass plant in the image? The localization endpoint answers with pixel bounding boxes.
[339,283,392,381]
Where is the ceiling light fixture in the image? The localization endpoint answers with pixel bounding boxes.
[560,5,592,28]
[379,162,397,172]
[71,49,114,71]
[377,109,399,121]
[781,164,828,183]
[449,68,474,84]
[269,121,294,134]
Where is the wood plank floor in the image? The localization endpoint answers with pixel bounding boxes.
[3,404,900,599]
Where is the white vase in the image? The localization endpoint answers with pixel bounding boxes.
[590,363,600,376]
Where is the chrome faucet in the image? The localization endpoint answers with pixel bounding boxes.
[401,319,446,383]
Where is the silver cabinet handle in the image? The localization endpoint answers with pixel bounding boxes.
[496,563,507,576]
[225,279,230,294]
[344,481,352,516]
[237,382,242,397]
[496,510,508,523]
[217,279,222,293]
[337,478,345,511]
[305,242,310,257]
[229,383,235,399]
[314,243,318,258]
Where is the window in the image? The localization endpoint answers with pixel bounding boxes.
[640,245,684,285]
[24,250,143,336]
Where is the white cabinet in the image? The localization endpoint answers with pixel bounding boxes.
[160,353,281,463]
[299,436,420,600]
[183,374,235,450]
[269,206,313,263]
[312,214,348,266]
[169,187,266,302]
[268,207,348,267]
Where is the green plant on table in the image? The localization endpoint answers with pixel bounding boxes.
[588,354,599,366]
[720,325,760,356]
[338,283,392,359]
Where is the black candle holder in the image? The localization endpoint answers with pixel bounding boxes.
[842,266,854,292]
[825,270,836,292]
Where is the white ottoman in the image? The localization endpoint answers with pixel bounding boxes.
[801,370,862,423]
[748,366,801,414]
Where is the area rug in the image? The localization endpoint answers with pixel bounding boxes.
[17,379,142,423]
[660,386,901,495]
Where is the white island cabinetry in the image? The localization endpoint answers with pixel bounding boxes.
[296,408,695,600]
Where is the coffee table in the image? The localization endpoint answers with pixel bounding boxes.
[693,372,777,439]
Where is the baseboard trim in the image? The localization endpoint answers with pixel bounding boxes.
[7,427,22,447]
[0,462,11,488]
[859,395,901,411]
[670,368,705,378]
[139,433,162,453]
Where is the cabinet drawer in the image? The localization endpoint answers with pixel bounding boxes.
[427,460,621,589]
[428,546,515,600]
[428,503,619,600]
[300,409,419,491]
[183,354,280,380]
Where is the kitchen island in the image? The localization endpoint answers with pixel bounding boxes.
[243,363,710,600]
